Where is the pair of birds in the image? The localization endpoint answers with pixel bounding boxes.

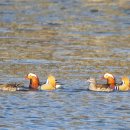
[0,73,61,92]
[87,73,130,92]
[0,72,129,92]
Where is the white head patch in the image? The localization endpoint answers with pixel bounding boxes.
[104,73,114,79]
[28,73,37,78]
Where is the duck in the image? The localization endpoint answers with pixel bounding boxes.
[39,75,57,90]
[87,76,130,92]
[102,73,116,89]
[25,73,61,90]
[103,73,130,90]
[87,77,113,92]
[0,83,24,92]
[25,73,40,90]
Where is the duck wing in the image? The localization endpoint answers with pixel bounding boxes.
[96,84,113,92]
[96,84,109,88]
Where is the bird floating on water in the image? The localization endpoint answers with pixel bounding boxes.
[87,77,113,92]
[87,73,130,92]
[0,83,24,92]
[25,73,61,91]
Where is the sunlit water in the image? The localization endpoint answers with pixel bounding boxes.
[0,0,130,129]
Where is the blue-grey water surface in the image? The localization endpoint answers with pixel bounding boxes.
[0,0,130,129]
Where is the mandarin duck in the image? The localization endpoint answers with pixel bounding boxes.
[103,73,116,89]
[103,73,130,90]
[39,75,57,90]
[25,73,61,90]
[87,77,113,92]
[0,83,24,92]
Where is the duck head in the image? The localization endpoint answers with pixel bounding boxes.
[121,76,129,87]
[103,73,116,88]
[25,73,40,89]
[118,76,130,91]
[46,75,56,88]
[87,77,97,90]
[87,77,96,84]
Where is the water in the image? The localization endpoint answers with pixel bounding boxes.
[0,0,130,129]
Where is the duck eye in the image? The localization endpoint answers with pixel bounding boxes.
[119,81,123,85]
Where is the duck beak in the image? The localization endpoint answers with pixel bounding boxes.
[25,75,29,79]
[100,76,105,80]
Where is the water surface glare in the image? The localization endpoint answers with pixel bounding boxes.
[0,0,130,129]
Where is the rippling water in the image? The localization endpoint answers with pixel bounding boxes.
[0,0,130,129]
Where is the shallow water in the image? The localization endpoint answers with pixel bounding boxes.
[0,0,130,129]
